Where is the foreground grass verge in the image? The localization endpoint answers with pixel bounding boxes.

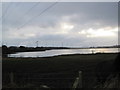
[2,53,118,88]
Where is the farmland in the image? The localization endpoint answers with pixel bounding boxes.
[2,53,118,88]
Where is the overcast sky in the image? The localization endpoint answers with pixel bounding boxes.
[1,2,118,47]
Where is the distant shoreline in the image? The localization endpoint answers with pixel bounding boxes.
[2,45,120,58]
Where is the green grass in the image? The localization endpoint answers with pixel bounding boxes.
[3,53,117,73]
[2,53,118,88]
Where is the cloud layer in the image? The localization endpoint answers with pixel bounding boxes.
[2,2,118,47]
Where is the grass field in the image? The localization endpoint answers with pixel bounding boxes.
[2,53,118,88]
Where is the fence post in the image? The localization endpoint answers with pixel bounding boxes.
[72,77,79,90]
[78,71,82,88]
[9,72,14,85]
[72,71,82,90]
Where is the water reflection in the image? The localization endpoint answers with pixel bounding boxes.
[9,48,119,58]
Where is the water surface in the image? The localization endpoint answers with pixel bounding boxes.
[8,48,119,58]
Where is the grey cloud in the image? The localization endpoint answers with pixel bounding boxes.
[2,2,118,47]
[3,2,118,28]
